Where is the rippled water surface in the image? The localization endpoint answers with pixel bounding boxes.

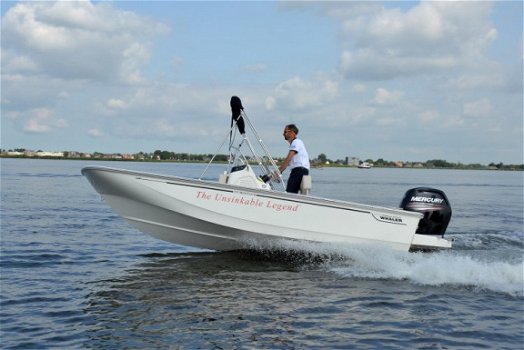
[1,159,523,349]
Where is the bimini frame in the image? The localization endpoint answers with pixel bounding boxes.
[199,107,286,191]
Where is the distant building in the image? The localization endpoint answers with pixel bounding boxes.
[349,157,360,166]
[36,151,64,157]
[7,151,24,156]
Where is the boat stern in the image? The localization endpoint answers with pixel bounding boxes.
[410,234,452,251]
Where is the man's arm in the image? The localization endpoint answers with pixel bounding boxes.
[278,150,297,173]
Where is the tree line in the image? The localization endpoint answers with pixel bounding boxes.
[2,148,522,170]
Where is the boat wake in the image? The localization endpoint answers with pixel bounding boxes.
[238,237,523,296]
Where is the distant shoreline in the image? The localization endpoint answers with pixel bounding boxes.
[2,155,522,171]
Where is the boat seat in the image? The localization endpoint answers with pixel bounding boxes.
[300,175,312,195]
[218,173,228,184]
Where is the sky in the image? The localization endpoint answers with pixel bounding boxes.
[1,0,523,164]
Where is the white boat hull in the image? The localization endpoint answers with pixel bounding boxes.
[82,166,451,252]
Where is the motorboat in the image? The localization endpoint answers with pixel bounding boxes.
[358,161,372,169]
[82,97,452,252]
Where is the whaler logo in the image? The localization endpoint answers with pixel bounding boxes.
[410,196,444,204]
[379,215,403,223]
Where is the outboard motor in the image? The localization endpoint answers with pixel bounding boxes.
[400,187,452,237]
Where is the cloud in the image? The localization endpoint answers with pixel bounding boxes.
[106,98,128,110]
[418,110,440,123]
[371,88,404,105]
[320,1,498,81]
[87,128,104,138]
[446,65,507,91]
[2,52,38,73]
[242,63,268,72]
[22,107,68,133]
[463,98,492,118]
[1,1,170,141]
[24,119,51,134]
[352,83,367,93]
[266,76,339,111]
[1,1,168,83]
[171,55,184,68]
[153,119,178,136]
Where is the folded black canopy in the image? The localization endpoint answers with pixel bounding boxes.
[230,96,245,135]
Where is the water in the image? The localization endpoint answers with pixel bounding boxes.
[1,158,523,349]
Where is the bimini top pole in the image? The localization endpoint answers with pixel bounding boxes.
[240,109,285,189]
[230,96,285,189]
[201,96,286,190]
[199,123,236,180]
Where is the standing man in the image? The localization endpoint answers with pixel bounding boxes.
[278,124,310,193]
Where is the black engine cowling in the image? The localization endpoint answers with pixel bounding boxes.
[400,187,452,237]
